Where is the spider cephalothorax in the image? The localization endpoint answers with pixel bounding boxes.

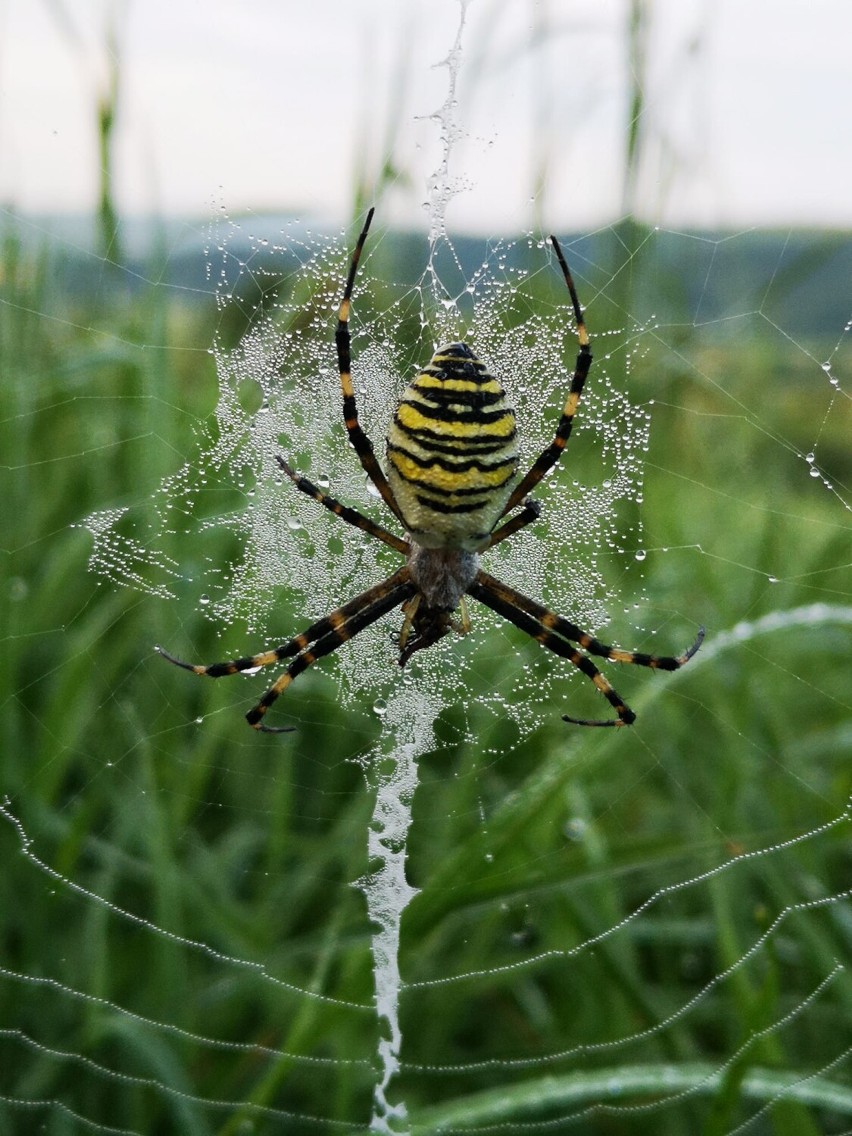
[160,209,703,731]
[397,542,480,664]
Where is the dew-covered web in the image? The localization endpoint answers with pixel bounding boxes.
[3,8,852,1136]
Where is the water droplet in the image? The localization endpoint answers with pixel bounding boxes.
[8,577,27,601]
[563,817,587,841]
[199,593,210,605]
[634,550,647,562]
[372,698,388,717]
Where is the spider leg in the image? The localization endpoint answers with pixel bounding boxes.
[451,595,472,635]
[475,570,704,669]
[247,568,416,732]
[158,567,416,728]
[398,593,421,652]
[500,236,592,518]
[336,208,406,526]
[468,574,633,726]
[157,593,393,677]
[468,571,703,726]
[276,456,408,554]
[482,498,541,550]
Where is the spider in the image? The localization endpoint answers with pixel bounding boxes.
[159,208,703,732]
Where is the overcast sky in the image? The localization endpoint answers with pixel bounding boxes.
[2,0,851,234]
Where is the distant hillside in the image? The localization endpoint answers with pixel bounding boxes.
[8,213,850,336]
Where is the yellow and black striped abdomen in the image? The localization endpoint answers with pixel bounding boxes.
[386,343,518,549]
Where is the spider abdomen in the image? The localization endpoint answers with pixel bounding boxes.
[386,343,518,550]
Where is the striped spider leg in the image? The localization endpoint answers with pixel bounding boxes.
[158,564,416,732]
[469,570,705,727]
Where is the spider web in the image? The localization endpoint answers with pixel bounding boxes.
[2,2,852,1134]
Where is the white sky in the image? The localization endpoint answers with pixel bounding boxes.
[1,0,851,234]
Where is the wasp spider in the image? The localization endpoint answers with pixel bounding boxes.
[160,209,703,732]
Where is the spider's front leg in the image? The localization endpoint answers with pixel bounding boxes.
[246,570,415,731]
[335,208,406,527]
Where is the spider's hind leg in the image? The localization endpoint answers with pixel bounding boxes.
[156,643,295,678]
[468,570,703,727]
[482,498,541,551]
[158,566,417,732]
[248,567,416,731]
